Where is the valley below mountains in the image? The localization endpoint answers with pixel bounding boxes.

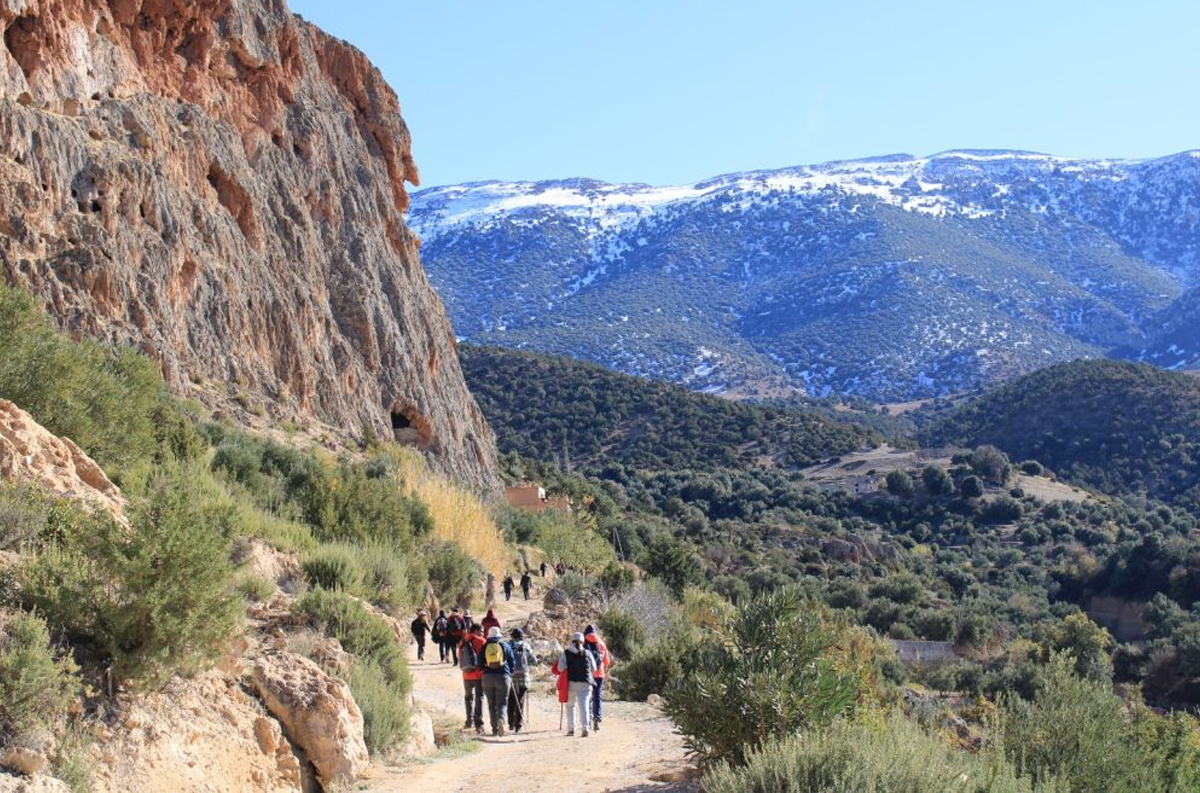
[412,150,1200,401]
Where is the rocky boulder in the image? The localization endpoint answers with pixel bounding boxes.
[252,653,368,786]
[0,399,125,522]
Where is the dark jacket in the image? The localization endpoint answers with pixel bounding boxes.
[481,638,515,676]
[520,572,533,590]
[410,617,429,641]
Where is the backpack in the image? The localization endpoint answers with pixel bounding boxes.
[484,641,505,670]
[434,616,449,638]
[586,642,602,670]
[511,641,529,676]
[459,641,479,673]
[448,615,465,636]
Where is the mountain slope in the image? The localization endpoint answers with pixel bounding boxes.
[923,359,1200,507]
[459,345,879,472]
[0,0,498,488]
[411,151,1198,402]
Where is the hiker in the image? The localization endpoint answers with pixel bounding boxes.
[410,610,430,661]
[482,608,501,634]
[550,644,571,725]
[540,560,549,578]
[481,626,515,736]
[502,574,514,601]
[555,561,566,576]
[446,607,467,665]
[459,623,487,734]
[558,632,597,737]
[584,625,613,731]
[507,628,539,734]
[520,570,533,600]
[432,610,449,662]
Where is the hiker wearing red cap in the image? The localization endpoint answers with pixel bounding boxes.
[459,623,487,733]
[481,608,502,635]
[584,624,613,731]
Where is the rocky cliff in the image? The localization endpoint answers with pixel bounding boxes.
[0,0,499,489]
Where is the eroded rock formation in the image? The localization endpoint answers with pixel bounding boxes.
[0,0,499,490]
[0,398,126,521]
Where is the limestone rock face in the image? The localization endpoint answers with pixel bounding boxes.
[0,0,499,490]
[93,671,301,793]
[0,398,126,520]
[252,652,368,786]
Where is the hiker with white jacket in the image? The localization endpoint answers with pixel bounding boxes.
[558,632,598,737]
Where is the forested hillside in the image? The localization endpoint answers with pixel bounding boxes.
[924,360,1200,509]
[460,345,879,471]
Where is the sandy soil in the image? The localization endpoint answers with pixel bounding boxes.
[364,593,694,792]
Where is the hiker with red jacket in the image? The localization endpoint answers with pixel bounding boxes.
[558,632,598,737]
[459,623,487,734]
[481,608,502,635]
[584,624,613,731]
[480,626,516,736]
[446,607,466,665]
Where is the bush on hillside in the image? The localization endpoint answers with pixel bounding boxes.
[613,629,695,702]
[295,588,409,688]
[597,608,645,660]
[1002,655,1179,792]
[703,712,1046,793]
[423,541,482,608]
[0,282,165,477]
[344,658,411,756]
[0,611,80,744]
[20,470,241,687]
[662,587,865,764]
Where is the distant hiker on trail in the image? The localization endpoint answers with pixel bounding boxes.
[540,560,549,578]
[507,628,539,734]
[460,623,487,734]
[446,607,467,665]
[432,610,449,662]
[502,574,514,601]
[559,632,598,737]
[482,608,501,634]
[520,570,533,600]
[481,626,515,736]
[584,624,613,731]
[410,610,430,662]
[555,561,566,576]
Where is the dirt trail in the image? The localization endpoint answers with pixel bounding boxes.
[364,591,694,792]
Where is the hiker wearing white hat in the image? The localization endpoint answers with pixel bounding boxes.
[558,632,598,737]
[481,625,516,736]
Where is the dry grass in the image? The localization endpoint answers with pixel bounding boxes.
[387,446,510,574]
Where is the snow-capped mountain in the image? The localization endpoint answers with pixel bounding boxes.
[410,150,1200,401]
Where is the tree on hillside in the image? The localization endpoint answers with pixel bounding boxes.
[922,465,955,496]
[970,445,1012,486]
[885,470,915,498]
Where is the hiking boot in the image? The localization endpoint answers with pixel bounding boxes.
[463,718,471,729]
[566,729,575,737]
[498,724,506,737]
[592,718,600,732]
[476,726,485,736]
[581,729,590,737]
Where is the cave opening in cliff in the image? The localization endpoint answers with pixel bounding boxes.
[390,404,434,451]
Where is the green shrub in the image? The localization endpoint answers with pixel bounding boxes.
[704,712,1048,792]
[50,722,96,793]
[344,659,411,756]
[20,471,241,688]
[232,571,275,602]
[302,545,364,593]
[662,587,863,764]
[295,589,409,688]
[613,630,693,702]
[556,570,597,600]
[598,608,645,659]
[423,541,482,607]
[0,611,80,742]
[1002,655,1163,792]
[599,560,637,594]
[0,282,165,477]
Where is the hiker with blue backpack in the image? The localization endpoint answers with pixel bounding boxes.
[480,626,516,736]
[507,628,539,734]
[459,623,487,734]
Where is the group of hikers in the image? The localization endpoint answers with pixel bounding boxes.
[406,567,614,739]
[501,570,535,601]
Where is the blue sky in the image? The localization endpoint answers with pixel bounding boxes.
[289,1,1200,188]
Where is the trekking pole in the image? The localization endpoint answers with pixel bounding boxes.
[559,702,564,731]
